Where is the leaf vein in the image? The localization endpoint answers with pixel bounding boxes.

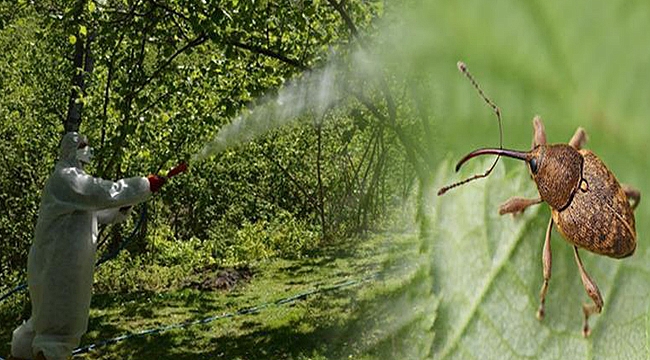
[438,205,540,359]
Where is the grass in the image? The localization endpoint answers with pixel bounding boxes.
[1,214,426,360]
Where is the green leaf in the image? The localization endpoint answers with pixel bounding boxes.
[424,159,650,359]
[79,25,87,37]
[69,34,76,45]
[88,1,96,13]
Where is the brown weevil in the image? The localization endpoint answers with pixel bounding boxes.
[438,61,641,337]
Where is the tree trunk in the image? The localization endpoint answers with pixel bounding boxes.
[64,1,92,133]
[316,120,327,239]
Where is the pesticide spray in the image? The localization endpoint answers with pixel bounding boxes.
[191,51,381,162]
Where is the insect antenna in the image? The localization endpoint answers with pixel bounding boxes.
[438,61,504,196]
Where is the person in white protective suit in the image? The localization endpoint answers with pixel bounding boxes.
[9,132,166,360]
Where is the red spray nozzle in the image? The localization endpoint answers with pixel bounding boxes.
[166,162,188,178]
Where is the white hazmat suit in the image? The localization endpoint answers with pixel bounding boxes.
[11,132,153,360]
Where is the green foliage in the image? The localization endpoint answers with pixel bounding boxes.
[0,5,67,275]
[94,253,189,293]
[224,209,319,265]
[148,224,212,268]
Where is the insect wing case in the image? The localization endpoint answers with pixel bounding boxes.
[552,150,636,258]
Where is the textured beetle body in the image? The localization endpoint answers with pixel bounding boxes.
[551,149,636,258]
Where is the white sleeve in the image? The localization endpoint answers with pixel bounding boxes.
[52,167,152,212]
[96,206,132,224]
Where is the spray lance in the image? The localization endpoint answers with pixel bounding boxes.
[165,161,189,179]
[146,161,189,194]
[122,161,188,216]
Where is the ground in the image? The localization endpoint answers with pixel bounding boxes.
[1,218,424,360]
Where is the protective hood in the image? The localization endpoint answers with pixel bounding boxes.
[58,132,88,169]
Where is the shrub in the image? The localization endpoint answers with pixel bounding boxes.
[221,210,320,266]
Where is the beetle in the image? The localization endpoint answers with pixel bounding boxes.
[438,61,641,337]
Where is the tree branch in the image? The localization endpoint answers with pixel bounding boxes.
[64,36,85,133]
[149,0,190,22]
[329,0,430,179]
[315,120,327,238]
[100,31,126,149]
[130,33,209,98]
[225,39,308,70]
[64,1,93,133]
[352,91,429,178]
[327,0,359,37]
[261,149,319,211]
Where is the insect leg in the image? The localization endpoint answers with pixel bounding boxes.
[498,197,542,215]
[569,127,588,150]
[532,116,547,149]
[537,216,553,320]
[622,184,641,210]
[573,245,603,337]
